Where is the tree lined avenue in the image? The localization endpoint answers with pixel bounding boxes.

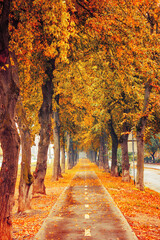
[0,0,159,238]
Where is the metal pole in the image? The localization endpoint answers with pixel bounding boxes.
[132,131,135,185]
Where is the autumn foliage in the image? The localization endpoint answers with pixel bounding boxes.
[12,160,160,240]
[0,0,160,239]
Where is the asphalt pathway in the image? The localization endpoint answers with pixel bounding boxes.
[34,159,137,240]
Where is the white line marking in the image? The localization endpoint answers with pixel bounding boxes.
[85,204,89,208]
[85,185,87,188]
[85,229,91,236]
[85,192,87,195]
[85,214,90,219]
[85,188,87,191]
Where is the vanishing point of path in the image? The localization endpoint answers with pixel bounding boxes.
[34,159,137,240]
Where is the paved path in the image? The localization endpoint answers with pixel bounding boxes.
[34,160,137,240]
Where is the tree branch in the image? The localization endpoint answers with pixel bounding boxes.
[76,0,94,17]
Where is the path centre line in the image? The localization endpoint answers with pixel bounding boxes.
[85,214,90,219]
[85,229,91,237]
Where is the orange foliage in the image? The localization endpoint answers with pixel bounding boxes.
[93,163,160,240]
[12,163,82,239]
[12,160,160,239]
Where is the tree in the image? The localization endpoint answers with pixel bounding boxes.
[33,75,53,194]
[72,0,159,189]
[0,0,20,238]
[99,132,109,171]
[30,0,74,187]
[52,95,61,180]
[145,134,160,162]
[60,131,66,173]
[16,98,33,212]
[120,127,130,182]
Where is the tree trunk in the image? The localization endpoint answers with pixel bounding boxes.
[136,83,152,190]
[151,153,155,163]
[61,141,65,174]
[108,115,118,176]
[60,132,65,173]
[89,150,97,162]
[66,133,70,169]
[87,151,92,161]
[92,151,97,163]
[70,141,74,169]
[52,95,61,180]
[33,76,53,194]
[99,133,109,171]
[0,1,20,237]
[120,133,130,182]
[90,150,97,162]
[0,126,20,239]
[66,133,73,169]
[136,131,144,190]
[99,135,105,169]
[104,141,109,172]
[111,136,118,176]
[74,147,78,165]
[94,151,97,162]
[16,99,33,212]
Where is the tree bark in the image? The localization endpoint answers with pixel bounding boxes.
[16,99,33,212]
[120,132,130,182]
[0,126,20,239]
[94,151,97,162]
[60,136,65,174]
[69,140,74,169]
[90,150,97,162]
[136,130,144,190]
[52,95,61,180]
[89,150,97,162]
[151,153,155,163]
[0,1,20,237]
[74,147,78,165]
[99,133,109,171]
[99,135,105,169]
[108,115,118,176]
[136,83,152,191]
[104,140,109,172]
[52,111,61,180]
[33,76,53,194]
[66,133,74,169]
[87,151,92,161]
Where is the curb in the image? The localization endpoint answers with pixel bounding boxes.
[97,173,138,240]
[33,185,70,240]
[33,171,81,240]
[34,167,138,240]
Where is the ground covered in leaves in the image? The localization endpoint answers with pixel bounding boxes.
[93,163,160,240]
[12,163,81,240]
[12,160,160,240]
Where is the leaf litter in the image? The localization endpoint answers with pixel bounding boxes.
[12,160,160,240]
